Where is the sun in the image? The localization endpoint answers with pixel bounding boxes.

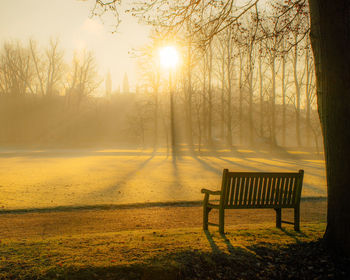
[159,46,179,69]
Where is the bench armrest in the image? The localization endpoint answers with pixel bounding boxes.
[201,188,221,195]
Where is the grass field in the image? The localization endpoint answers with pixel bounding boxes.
[0,148,326,210]
[0,222,330,280]
[1,148,343,280]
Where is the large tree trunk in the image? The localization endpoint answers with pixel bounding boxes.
[309,0,350,256]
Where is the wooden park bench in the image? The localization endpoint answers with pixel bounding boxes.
[201,169,304,233]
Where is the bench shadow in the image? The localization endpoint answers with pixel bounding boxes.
[279,227,308,243]
[204,228,308,255]
[204,229,250,256]
[220,232,236,253]
[8,234,348,280]
[204,230,220,253]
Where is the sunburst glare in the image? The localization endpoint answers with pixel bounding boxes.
[159,46,179,68]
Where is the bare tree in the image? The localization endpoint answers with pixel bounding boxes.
[0,41,35,96]
[45,39,64,96]
[66,49,101,107]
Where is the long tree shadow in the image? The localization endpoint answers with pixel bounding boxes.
[191,155,221,175]
[167,153,195,200]
[216,156,263,172]
[242,156,325,178]
[84,154,155,199]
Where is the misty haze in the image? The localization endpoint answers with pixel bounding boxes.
[1,1,348,279]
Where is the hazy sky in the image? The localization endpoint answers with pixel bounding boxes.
[0,0,150,91]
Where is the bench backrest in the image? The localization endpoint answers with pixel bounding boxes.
[220,169,304,209]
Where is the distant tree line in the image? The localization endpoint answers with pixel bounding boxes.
[0,39,138,147]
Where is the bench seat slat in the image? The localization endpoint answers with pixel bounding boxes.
[275,177,281,204]
[243,177,250,206]
[256,177,263,207]
[250,177,257,206]
[238,177,245,206]
[234,177,241,206]
[208,201,297,208]
[229,177,235,206]
[261,177,267,206]
[207,203,220,208]
[283,177,290,205]
[225,204,296,209]
[249,177,255,206]
[227,172,301,178]
[266,177,273,205]
[290,177,297,204]
[280,177,287,206]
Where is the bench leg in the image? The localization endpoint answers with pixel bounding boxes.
[219,207,225,234]
[294,206,300,231]
[275,208,282,228]
[203,194,209,230]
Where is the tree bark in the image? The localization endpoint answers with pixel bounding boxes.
[309,0,350,256]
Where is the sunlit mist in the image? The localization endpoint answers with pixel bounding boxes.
[0,0,335,278]
[159,46,179,69]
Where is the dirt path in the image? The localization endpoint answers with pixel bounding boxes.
[0,199,326,240]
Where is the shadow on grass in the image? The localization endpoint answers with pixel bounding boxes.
[36,240,349,280]
[83,154,155,199]
[279,227,308,243]
[199,230,350,280]
[42,264,180,280]
[3,238,349,280]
